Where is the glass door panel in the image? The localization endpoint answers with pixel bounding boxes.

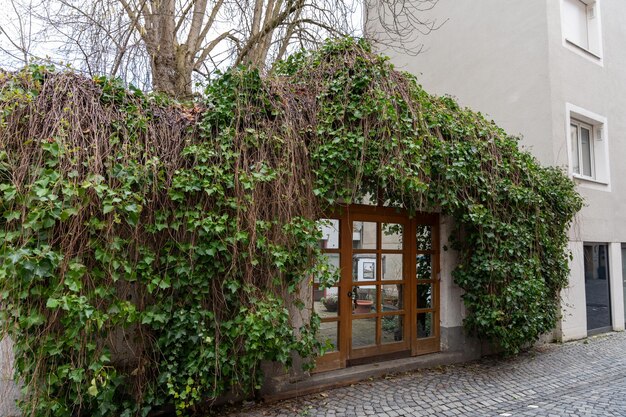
[314,287,340,318]
[417,312,434,338]
[313,218,342,372]
[382,315,404,343]
[352,253,377,282]
[351,285,377,315]
[416,254,432,280]
[381,223,403,250]
[317,321,339,352]
[416,225,432,250]
[382,285,403,310]
[353,221,377,249]
[352,317,377,348]
[416,284,432,309]
[382,254,403,280]
[349,216,408,358]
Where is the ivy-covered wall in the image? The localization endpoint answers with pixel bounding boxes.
[0,39,582,416]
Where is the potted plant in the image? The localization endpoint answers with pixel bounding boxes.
[322,295,338,312]
[355,299,373,314]
[354,288,374,314]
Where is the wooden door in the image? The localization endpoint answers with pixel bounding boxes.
[313,205,439,372]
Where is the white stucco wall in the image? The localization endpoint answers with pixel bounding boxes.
[438,216,464,330]
[560,241,587,341]
[609,242,625,331]
[373,0,555,165]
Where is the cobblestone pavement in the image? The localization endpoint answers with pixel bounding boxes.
[221,332,626,417]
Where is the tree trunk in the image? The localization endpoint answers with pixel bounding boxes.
[150,46,193,98]
[144,0,193,98]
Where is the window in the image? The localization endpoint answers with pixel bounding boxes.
[562,0,602,60]
[570,119,594,177]
[566,104,609,186]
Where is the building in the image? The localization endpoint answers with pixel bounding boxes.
[373,0,626,341]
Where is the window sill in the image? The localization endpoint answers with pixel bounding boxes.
[565,39,602,60]
[572,174,609,186]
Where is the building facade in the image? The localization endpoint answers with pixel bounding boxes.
[374,0,626,341]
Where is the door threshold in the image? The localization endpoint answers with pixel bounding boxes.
[261,350,474,403]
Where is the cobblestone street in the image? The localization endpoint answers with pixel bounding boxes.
[222,332,626,417]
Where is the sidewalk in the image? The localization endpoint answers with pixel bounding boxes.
[220,332,626,417]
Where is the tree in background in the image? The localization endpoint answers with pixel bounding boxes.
[0,0,441,97]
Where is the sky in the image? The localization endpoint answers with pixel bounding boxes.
[0,0,66,70]
[0,0,365,85]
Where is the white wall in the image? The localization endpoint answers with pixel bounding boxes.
[560,242,588,341]
[439,216,464,330]
[374,0,554,165]
[609,242,625,331]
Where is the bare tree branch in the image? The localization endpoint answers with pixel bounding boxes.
[0,0,443,97]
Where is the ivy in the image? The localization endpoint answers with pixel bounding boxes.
[0,39,582,416]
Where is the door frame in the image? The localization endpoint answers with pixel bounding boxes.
[314,204,440,372]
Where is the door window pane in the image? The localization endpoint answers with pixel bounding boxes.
[382,254,403,280]
[416,225,432,250]
[314,253,340,284]
[352,286,376,315]
[353,221,376,249]
[318,219,339,249]
[382,315,403,344]
[353,253,377,282]
[416,255,432,280]
[381,223,403,250]
[317,321,338,352]
[382,285,403,310]
[417,284,432,309]
[584,244,611,332]
[315,287,339,318]
[417,312,434,338]
[352,318,376,348]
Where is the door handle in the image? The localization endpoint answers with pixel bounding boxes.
[348,287,358,299]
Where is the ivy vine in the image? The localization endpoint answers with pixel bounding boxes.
[0,39,582,416]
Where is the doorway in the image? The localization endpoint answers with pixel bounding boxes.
[584,243,612,335]
[313,205,439,372]
[622,244,626,325]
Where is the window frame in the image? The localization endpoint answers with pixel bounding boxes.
[565,103,610,190]
[561,0,603,64]
[570,118,595,179]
